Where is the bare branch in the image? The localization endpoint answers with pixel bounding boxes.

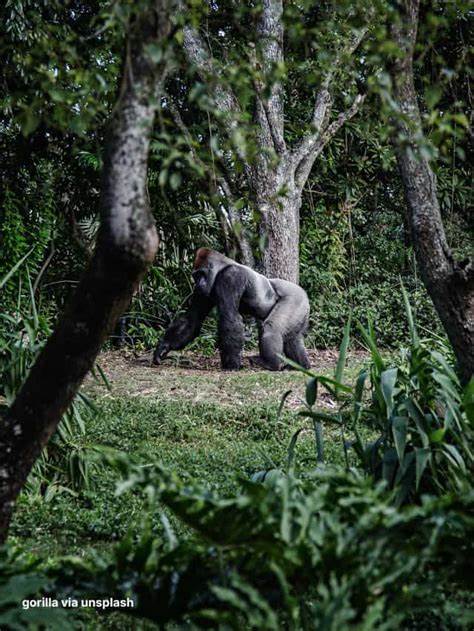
[292,25,369,169]
[295,92,366,189]
[168,100,254,267]
[32,239,55,295]
[320,93,366,145]
[253,0,285,153]
[251,68,286,155]
[182,25,241,126]
[179,18,259,189]
[292,87,333,166]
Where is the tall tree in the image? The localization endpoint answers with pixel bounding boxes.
[390,0,473,383]
[175,0,370,281]
[0,2,173,543]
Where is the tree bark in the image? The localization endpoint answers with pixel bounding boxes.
[258,189,301,282]
[390,0,473,384]
[0,4,172,542]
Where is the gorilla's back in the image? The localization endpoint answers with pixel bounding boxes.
[268,278,310,333]
[240,267,278,320]
[269,278,309,304]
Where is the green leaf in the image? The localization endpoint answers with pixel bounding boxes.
[25,266,38,330]
[442,444,466,473]
[145,42,163,63]
[277,389,292,420]
[305,377,318,406]
[382,448,398,486]
[400,281,418,345]
[392,416,408,462]
[279,356,351,392]
[18,108,40,136]
[279,355,315,376]
[317,375,351,394]
[313,420,324,463]
[403,399,429,447]
[453,113,469,128]
[429,427,446,444]
[169,172,182,190]
[425,85,442,109]
[415,448,430,490]
[431,351,459,384]
[353,369,368,422]
[0,248,34,290]
[357,321,385,373]
[462,378,474,423]
[297,410,341,424]
[334,314,351,398]
[286,428,306,470]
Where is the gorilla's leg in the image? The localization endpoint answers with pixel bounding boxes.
[153,292,214,364]
[213,266,246,370]
[284,334,311,369]
[257,322,285,370]
[256,295,310,371]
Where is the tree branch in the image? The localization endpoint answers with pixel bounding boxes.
[181,24,241,131]
[250,65,286,155]
[168,100,254,267]
[295,92,366,189]
[0,3,173,542]
[179,16,259,191]
[253,0,285,153]
[292,25,369,170]
[32,238,56,296]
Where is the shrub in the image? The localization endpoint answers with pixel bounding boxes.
[42,460,474,629]
[292,289,474,504]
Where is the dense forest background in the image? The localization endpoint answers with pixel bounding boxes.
[1,0,472,352]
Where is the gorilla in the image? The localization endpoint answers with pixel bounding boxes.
[153,248,310,371]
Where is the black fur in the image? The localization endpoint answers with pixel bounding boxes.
[153,292,213,364]
[213,266,247,369]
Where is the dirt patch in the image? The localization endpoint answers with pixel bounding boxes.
[84,349,368,409]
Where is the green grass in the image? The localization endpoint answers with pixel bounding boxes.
[8,352,369,629]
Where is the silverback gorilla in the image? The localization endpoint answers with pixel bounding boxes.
[153,248,311,371]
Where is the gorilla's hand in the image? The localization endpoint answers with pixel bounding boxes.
[153,340,170,365]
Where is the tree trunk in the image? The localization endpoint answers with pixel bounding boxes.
[0,5,172,543]
[390,0,473,384]
[177,2,368,284]
[258,188,302,282]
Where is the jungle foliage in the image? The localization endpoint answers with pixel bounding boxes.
[0,0,473,629]
[1,307,474,629]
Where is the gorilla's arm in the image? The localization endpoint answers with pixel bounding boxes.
[213,266,247,370]
[153,292,214,364]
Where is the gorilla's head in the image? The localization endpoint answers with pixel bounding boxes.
[192,268,212,296]
[192,248,226,297]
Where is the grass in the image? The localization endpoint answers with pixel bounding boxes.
[8,350,368,629]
